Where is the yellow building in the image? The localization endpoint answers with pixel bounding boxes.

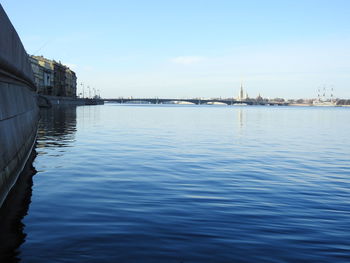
[30,55,76,97]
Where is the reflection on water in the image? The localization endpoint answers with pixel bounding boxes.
[37,105,77,149]
[1,105,350,262]
[0,150,36,263]
[0,105,78,262]
[238,108,243,129]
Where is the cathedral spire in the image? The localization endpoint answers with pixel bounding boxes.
[239,81,244,101]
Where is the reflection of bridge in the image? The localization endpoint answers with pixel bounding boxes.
[104,98,288,106]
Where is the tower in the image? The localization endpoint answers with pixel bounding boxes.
[239,82,244,101]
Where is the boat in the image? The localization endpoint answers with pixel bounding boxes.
[0,5,39,207]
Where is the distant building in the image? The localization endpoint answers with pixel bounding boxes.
[29,55,76,97]
[29,56,54,95]
[65,68,77,98]
[256,93,263,102]
[53,62,66,96]
[237,82,248,101]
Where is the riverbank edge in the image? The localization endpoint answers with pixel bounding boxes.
[39,95,104,107]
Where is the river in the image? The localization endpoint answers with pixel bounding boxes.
[1,104,349,262]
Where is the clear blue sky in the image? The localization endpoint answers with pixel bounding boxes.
[2,0,350,98]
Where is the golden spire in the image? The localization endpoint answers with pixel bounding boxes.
[239,81,244,101]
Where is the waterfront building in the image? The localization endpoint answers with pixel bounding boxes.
[29,55,76,97]
[53,61,67,96]
[28,56,41,93]
[30,55,54,95]
[65,68,77,98]
[256,93,263,102]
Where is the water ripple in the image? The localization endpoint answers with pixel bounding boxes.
[6,105,350,262]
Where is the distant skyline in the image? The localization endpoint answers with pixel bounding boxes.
[2,0,350,98]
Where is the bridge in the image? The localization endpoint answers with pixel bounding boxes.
[104,98,288,106]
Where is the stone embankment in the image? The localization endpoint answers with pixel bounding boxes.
[0,4,39,207]
[37,95,104,108]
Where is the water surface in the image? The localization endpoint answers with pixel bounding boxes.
[3,104,350,262]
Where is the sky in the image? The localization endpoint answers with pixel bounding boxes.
[2,0,350,99]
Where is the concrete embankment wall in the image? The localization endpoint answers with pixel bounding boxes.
[42,95,104,106]
[44,95,87,105]
[0,4,39,206]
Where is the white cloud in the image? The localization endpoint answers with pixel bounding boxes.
[170,56,206,65]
